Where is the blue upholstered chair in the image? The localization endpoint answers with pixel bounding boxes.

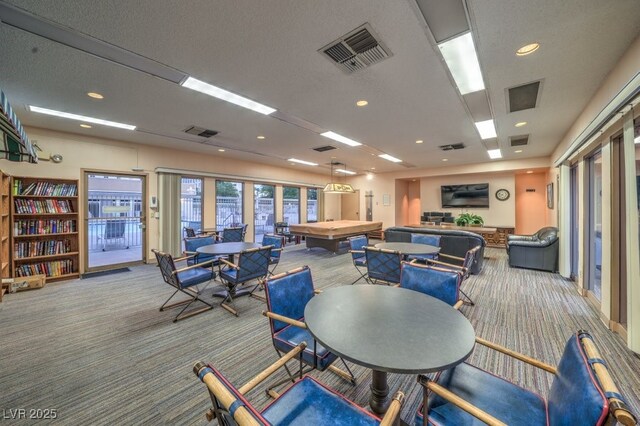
[216,226,245,243]
[407,233,441,263]
[364,246,403,285]
[262,234,285,276]
[347,234,369,284]
[426,244,481,306]
[183,235,217,266]
[194,344,405,426]
[263,266,355,390]
[416,330,637,426]
[217,246,271,316]
[152,249,216,322]
[400,262,463,309]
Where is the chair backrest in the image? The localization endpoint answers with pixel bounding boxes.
[400,262,461,306]
[153,249,179,288]
[222,226,245,243]
[262,234,284,259]
[193,363,269,426]
[348,234,368,261]
[235,246,272,281]
[184,227,196,238]
[184,235,216,253]
[411,233,441,247]
[364,247,403,284]
[461,245,481,278]
[548,331,636,426]
[265,266,315,333]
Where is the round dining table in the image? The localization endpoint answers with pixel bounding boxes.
[374,241,440,257]
[196,242,261,299]
[304,285,475,414]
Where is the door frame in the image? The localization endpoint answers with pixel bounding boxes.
[82,169,148,272]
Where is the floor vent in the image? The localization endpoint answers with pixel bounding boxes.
[438,143,465,151]
[508,81,541,112]
[510,135,529,146]
[184,126,219,138]
[320,24,391,74]
[313,145,337,152]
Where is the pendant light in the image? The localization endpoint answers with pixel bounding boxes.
[323,161,355,193]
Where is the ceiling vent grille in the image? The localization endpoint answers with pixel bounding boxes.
[507,81,541,112]
[510,135,529,147]
[438,143,465,151]
[313,145,337,152]
[320,24,391,74]
[184,126,219,138]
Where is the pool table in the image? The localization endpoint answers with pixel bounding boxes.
[289,220,383,253]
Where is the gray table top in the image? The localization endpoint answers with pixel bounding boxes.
[374,242,440,255]
[196,242,261,255]
[304,285,475,374]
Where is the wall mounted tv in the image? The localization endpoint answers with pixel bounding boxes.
[441,183,490,208]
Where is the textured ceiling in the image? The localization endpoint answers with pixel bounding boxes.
[0,0,639,175]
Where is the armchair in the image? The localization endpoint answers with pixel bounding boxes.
[364,246,403,285]
[216,226,245,243]
[193,344,405,426]
[347,234,369,285]
[217,246,271,316]
[261,234,285,277]
[262,266,355,393]
[183,235,218,266]
[506,227,559,272]
[407,233,441,263]
[425,245,481,305]
[416,330,637,426]
[400,262,464,309]
[152,249,216,322]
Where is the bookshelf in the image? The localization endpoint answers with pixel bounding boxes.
[11,176,80,282]
[1,170,10,300]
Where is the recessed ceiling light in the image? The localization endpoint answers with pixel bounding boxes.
[366,173,374,180]
[516,43,540,56]
[526,170,534,174]
[487,149,502,159]
[442,158,448,162]
[80,124,92,128]
[515,121,527,127]
[515,149,523,153]
[218,149,225,152]
[320,131,362,147]
[335,169,356,175]
[288,158,318,166]
[29,105,136,130]
[475,119,497,139]
[438,32,485,95]
[416,140,424,144]
[257,135,265,140]
[356,100,368,107]
[371,167,376,170]
[87,92,104,99]
[379,153,402,163]
[181,76,276,115]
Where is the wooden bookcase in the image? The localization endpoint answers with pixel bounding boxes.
[1,170,10,300]
[11,176,80,282]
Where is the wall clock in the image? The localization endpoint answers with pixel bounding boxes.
[495,188,510,201]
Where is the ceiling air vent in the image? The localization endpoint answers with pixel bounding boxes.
[184,126,219,138]
[320,24,391,74]
[438,143,465,151]
[510,135,529,147]
[313,145,337,152]
[507,81,541,112]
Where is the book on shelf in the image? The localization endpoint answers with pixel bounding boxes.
[14,219,77,235]
[14,239,72,258]
[15,259,74,277]
[12,179,77,196]
[13,199,74,214]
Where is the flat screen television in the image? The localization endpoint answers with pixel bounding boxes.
[441,183,489,208]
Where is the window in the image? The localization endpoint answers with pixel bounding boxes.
[307,188,318,222]
[283,186,300,225]
[254,184,275,243]
[216,181,243,231]
[587,151,602,301]
[181,177,203,233]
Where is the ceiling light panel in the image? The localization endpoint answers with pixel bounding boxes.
[378,153,402,163]
[29,105,136,130]
[475,119,497,139]
[438,32,485,95]
[487,149,502,159]
[335,169,356,175]
[288,158,318,166]
[320,131,362,147]
[181,76,276,115]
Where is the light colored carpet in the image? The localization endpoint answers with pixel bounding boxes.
[0,245,638,425]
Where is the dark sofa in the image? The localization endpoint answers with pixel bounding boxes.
[384,226,485,274]
[506,227,559,272]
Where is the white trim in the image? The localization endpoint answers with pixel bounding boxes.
[154,167,324,188]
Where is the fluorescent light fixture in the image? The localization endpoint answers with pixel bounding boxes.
[487,149,502,159]
[181,76,276,115]
[335,169,356,175]
[288,158,318,166]
[438,32,485,95]
[416,140,424,144]
[475,119,497,139]
[515,121,527,127]
[320,131,362,147]
[378,153,402,163]
[29,105,136,130]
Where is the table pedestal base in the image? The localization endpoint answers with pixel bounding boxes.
[369,369,389,415]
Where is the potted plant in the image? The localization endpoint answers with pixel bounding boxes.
[455,213,484,227]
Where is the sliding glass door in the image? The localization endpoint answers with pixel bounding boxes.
[216,181,243,231]
[587,151,602,301]
[254,184,275,243]
[283,186,300,225]
[570,165,579,280]
[307,188,318,222]
[180,177,203,236]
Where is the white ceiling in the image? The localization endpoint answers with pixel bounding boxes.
[0,0,639,175]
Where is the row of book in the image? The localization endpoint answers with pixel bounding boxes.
[14,240,73,258]
[13,219,77,235]
[15,259,75,278]
[13,180,78,196]
[14,199,74,214]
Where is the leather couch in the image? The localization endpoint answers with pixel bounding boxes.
[384,226,485,274]
[506,227,559,272]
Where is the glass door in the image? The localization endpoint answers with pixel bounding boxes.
[254,184,275,243]
[283,186,300,225]
[85,172,145,271]
[570,165,579,280]
[586,151,602,301]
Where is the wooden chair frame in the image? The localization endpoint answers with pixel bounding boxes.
[417,330,637,426]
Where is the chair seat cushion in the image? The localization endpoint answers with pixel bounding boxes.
[274,325,337,371]
[220,269,238,282]
[177,267,216,288]
[354,258,366,267]
[417,362,548,426]
[262,376,380,426]
[406,253,438,262]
